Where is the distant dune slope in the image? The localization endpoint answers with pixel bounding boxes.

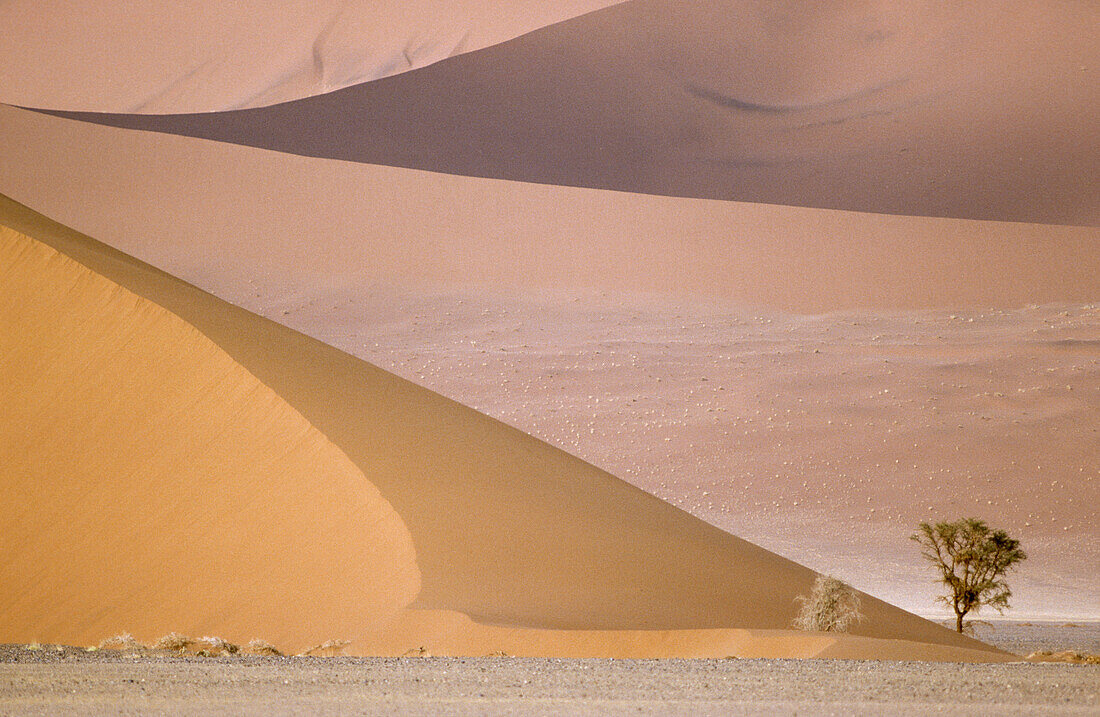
[35,0,1100,223]
[0,195,994,656]
[0,0,623,112]
[1,105,1097,315]
[0,224,420,653]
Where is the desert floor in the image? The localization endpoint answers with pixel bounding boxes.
[260,285,1099,619]
[3,623,1098,717]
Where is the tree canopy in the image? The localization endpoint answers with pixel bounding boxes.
[912,518,1027,633]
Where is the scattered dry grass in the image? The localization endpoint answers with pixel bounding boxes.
[98,633,145,651]
[152,633,194,652]
[193,636,239,656]
[402,646,431,657]
[299,640,351,657]
[1026,650,1100,665]
[245,639,283,657]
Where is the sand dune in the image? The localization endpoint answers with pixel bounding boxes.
[2,1,1091,661]
[0,195,1001,659]
[0,224,420,654]
[315,287,1098,619]
[1,104,1097,315]
[358,609,1012,662]
[35,0,1100,223]
[0,0,623,113]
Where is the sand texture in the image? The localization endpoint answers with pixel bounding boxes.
[280,286,1099,619]
[2,0,1096,665]
[1,104,1097,314]
[0,0,624,112]
[32,0,1100,223]
[0,196,1003,660]
[0,225,420,653]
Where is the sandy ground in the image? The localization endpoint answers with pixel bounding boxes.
[2,643,1097,716]
[261,285,1099,620]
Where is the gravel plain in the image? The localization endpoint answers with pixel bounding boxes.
[3,638,1098,717]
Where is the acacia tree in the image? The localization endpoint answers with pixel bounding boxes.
[912,518,1027,633]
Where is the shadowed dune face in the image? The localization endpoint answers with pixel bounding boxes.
[1,104,1098,315]
[35,0,1100,223]
[0,225,420,652]
[0,0,625,112]
[0,196,997,656]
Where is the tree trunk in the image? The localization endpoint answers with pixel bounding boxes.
[955,612,964,633]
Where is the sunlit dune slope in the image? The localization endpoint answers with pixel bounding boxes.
[0,195,996,656]
[0,224,420,653]
[38,0,1100,223]
[0,0,623,113]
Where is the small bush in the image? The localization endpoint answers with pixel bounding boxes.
[299,639,351,656]
[195,636,240,656]
[245,639,283,656]
[152,633,193,652]
[793,575,863,633]
[98,633,146,651]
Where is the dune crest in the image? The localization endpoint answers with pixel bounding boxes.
[0,224,420,653]
[38,0,1099,223]
[0,0,624,112]
[1,105,1097,315]
[0,196,1001,660]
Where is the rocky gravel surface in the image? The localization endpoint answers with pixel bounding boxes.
[2,645,1097,716]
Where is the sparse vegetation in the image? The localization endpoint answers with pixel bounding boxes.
[152,633,193,652]
[194,636,240,656]
[912,518,1027,633]
[98,633,145,651]
[1026,650,1100,665]
[793,575,863,633]
[299,639,351,656]
[246,639,283,656]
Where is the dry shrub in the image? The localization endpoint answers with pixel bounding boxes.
[793,575,864,633]
[98,633,146,651]
[245,639,283,657]
[299,639,351,656]
[152,633,193,652]
[195,636,240,656]
[402,645,431,657]
[1027,650,1100,664]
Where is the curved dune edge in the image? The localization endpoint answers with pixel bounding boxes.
[0,195,1004,660]
[0,0,625,112]
[40,0,1100,224]
[0,224,420,654]
[348,610,1014,663]
[1,105,1098,314]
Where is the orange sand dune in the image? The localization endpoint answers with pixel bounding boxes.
[36,0,1100,223]
[0,195,1001,660]
[1,104,1097,315]
[0,1,623,113]
[358,609,1012,662]
[0,224,420,654]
